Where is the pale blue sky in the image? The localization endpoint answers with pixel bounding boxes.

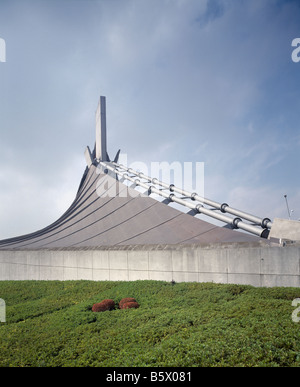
[0,0,299,238]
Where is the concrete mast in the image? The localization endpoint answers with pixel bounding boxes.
[95,96,108,161]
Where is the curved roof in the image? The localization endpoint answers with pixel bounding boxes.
[0,164,261,250]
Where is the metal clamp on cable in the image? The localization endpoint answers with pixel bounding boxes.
[148,185,155,195]
[261,217,272,229]
[169,193,175,201]
[220,203,229,213]
[190,192,197,201]
[196,204,203,213]
[232,217,242,229]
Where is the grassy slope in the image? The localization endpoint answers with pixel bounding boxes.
[0,280,300,367]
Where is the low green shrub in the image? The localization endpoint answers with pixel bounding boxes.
[0,280,300,367]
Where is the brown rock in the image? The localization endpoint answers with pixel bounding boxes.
[121,301,139,310]
[119,297,136,309]
[92,299,115,312]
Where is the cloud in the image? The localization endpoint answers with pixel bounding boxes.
[0,153,85,239]
[0,0,299,238]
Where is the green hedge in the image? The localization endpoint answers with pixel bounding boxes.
[0,280,300,367]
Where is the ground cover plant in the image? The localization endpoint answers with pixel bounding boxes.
[0,280,300,367]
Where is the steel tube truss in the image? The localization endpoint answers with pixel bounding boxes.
[98,161,272,239]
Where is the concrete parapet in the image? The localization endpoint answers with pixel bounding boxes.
[269,218,300,242]
[0,242,300,287]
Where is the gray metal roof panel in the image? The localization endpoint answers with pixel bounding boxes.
[0,165,262,249]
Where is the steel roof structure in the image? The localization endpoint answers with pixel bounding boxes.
[0,97,272,249]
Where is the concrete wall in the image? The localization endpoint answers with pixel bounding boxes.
[0,242,300,287]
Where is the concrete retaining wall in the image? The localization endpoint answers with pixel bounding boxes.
[0,242,300,287]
